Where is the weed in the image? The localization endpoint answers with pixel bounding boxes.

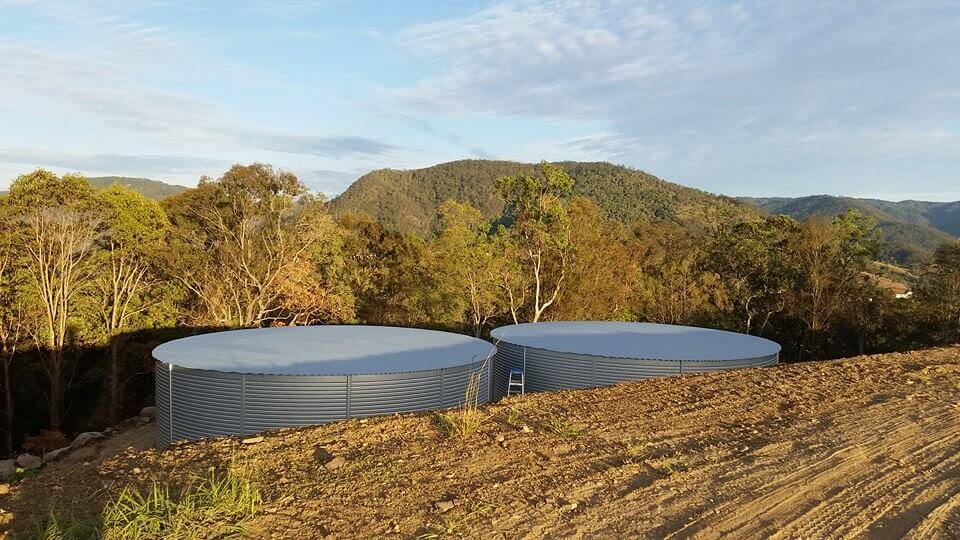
[32,512,100,540]
[505,406,521,427]
[417,515,459,539]
[12,466,42,481]
[100,468,261,539]
[625,440,651,461]
[546,417,582,438]
[434,362,489,439]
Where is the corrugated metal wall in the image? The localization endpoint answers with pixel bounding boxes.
[492,341,778,399]
[155,358,491,447]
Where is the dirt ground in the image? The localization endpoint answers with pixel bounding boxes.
[3,346,960,538]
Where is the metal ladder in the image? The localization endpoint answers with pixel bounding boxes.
[507,368,525,396]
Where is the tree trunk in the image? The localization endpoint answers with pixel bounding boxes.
[109,336,120,426]
[3,359,11,456]
[49,348,62,430]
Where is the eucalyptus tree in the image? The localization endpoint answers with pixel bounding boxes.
[0,207,27,453]
[164,163,354,328]
[95,184,172,424]
[5,169,103,429]
[495,161,573,323]
[918,241,960,343]
[429,200,512,336]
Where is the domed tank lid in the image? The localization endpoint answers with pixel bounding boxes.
[153,325,496,376]
[491,322,780,362]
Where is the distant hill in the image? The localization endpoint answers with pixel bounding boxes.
[87,176,189,200]
[741,195,959,265]
[331,160,754,236]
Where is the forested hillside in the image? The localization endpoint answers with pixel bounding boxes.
[743,195,959,265]
[331,160,755,236]
[1,176,187,200]
[87,177,188,199]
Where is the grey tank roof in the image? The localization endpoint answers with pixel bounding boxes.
[490,322,780,361]
[153,325,496,376]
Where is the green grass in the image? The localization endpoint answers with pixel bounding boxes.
[32,512,100,540]
[504,406,521,427]
[34,469,261,540]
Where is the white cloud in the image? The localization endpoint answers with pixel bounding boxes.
[384,0,960,197]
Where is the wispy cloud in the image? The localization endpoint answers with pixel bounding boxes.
[384,0,960,197]
[0,1,401,162]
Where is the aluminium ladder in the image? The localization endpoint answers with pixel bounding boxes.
[507,368,525,396]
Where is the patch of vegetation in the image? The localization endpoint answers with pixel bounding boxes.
[32,512,100,540]
[102,469,261,539]
[34,469,261,540]
[418,515,460,539]
[504,406,521,427]
[434,409,485,439]
[546,417,583,439]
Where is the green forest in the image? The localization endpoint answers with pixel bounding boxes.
[1,162,959,456]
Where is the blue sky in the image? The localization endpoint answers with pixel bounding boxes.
[1,0,959,200]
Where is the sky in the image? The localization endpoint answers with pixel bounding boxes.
[1,0,959,200]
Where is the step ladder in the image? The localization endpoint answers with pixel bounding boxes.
[507,368,525,396]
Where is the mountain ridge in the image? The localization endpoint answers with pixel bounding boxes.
[740,195,959,264]
[329,159,755,236]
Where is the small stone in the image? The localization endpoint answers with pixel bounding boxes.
[16,454,42,469]
[241,436,264,445]
[324,456,347,470]
[138,416,151,424]
[495,435,505,443]
[0,459,16,478]
[434,499,456,513]
[359,419,369,424]
[521,425,532,433]
[0,484,9,495]
[132,467,142,474]
[44,446,71,462]
[70,432,105,449]
[139,406,156,419]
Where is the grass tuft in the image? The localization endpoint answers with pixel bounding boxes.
[434,364,489,439]
[504,406,521,427]
[546,417,582,438]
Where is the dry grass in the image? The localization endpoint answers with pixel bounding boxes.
[434,362,490,439]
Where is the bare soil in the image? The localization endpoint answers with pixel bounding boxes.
[3,347,960,538]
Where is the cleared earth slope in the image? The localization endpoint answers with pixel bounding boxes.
[5,347,960,538]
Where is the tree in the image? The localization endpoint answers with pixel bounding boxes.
[788,210,878,358]
[495,161,573,323]
[338,213,430,326]
[428,200,512,336]
[706,215,798,336]
[553,197,635,321]
[164,164,354,327]
[0,206,27,454]
[918,241,960,344]
[94,184,171,424]
[5,169,102,429]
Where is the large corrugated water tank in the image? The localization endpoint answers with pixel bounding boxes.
[491,322,779,398]
[153,325,495,447]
